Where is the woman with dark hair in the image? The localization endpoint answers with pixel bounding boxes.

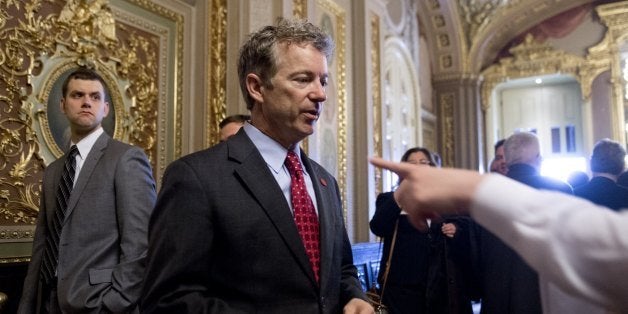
[370,147,473,314]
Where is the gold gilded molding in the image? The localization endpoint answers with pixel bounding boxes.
[595,0,628,147]
[440,93,455,167]
[457,0,518,48]
[293,0,308,19]
[292,1,309,151]
[371,12,382,196]
[316,0,346,217]
[480,34,610,112]
[206,0,227,148]
[124,0,184,163]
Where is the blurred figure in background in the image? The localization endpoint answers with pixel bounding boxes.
[219,114,250,142]
[477,132,572,314]
[574,138,628,211]
[617,171,628,188]
[370,147,473,314]
[489,139,508,175]
[566,170,589,190]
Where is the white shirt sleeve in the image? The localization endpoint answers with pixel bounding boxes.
[470,174,628,310]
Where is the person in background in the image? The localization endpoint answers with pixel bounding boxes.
[432,151,443,168]
[370,147,473,314]
[140,18,372,313]
[489,139,507,175]
[368,157,628,312]
[480,132,582,313]
[219,114,250,142]
[19,67,156,313]
[618,171,628,188]
[475,132,571,314]
[574,138,628,211]
[566,170,589,190]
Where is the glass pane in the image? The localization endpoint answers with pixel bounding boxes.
[565,125,576,153]
[551,127,561,153]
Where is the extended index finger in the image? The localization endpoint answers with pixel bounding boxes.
[369,157,412,179]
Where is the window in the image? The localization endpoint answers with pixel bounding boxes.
[551,127,561,153]
[565,125,576,153]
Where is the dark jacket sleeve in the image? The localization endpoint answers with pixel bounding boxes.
[370,192,402,237]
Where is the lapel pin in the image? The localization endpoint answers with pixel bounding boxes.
[320,178,327,186]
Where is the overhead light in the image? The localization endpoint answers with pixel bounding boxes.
[535,78,543,84]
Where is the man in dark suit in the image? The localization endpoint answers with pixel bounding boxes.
[140,19,371,313]
[477,132,573,314]
[219,114,250,142]
[575,138,628,211]
[19,68,157,313]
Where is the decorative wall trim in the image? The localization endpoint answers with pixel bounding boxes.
[206,0,227,147]
[314,0,347,218]
[440,92,455,167]
[293,0,308,19]
[371,12,382,197]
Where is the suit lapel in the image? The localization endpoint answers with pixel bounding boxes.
[63,133,109,222]
[228,132,317,285]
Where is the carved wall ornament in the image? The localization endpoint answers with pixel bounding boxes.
[371,12,382,196]
[438,33,450,48]
[481,33,610,112]
[457,0,516,50]
[595,0,628,147]
[433,15,446,28]
[313,0,347,218]
[293,0,308,19]
[441,54,453,69]
[439,92,455,167]
[206,0,227,147]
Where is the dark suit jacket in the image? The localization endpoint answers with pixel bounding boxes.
[140,130,365,313]
[370,192,473,314]
[20,133,157,313]
[574,176,628,211]
[477,163,572,314]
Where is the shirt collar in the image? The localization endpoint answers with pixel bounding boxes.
[71,127,104,158]
[242,122,302,174]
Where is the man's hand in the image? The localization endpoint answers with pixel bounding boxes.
[441,222,456,238]
[369,157,483,230]
[343,298,374,314]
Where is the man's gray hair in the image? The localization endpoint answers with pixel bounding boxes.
[504,132,541,167]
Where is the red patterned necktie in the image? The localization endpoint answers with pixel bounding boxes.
[284,150,320,283]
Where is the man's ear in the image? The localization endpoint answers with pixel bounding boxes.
[60,98,66,114]
[103,101,110,118]
[246,73,265,104]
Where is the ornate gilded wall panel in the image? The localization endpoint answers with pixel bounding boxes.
[0,0,182,262]
[439,92,455,167]
[595,1,628,147]
[293,0,308,19]
[206,0,227,147]
[312,0,347,217]
[370,12,382,196]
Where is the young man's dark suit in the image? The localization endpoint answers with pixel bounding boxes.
[575,176,628,211]
[477,163,572,314]
[20,133,156,313]
[140,129,365,313]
